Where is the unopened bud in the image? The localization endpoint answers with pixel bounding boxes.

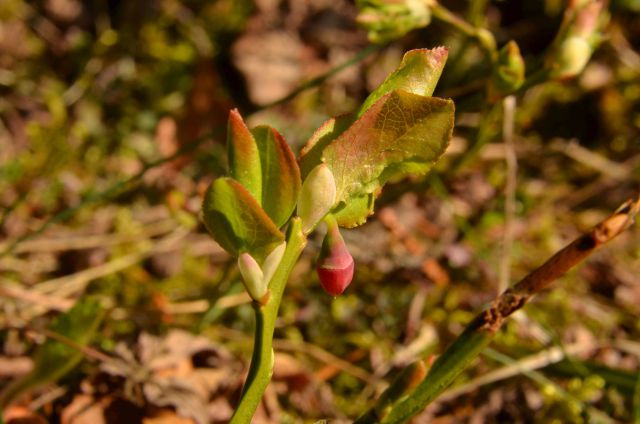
[547,0,605,79]
[298,164,337,234]
[316,217,354,296]
[261,242,286,286]
[554,36,592,78]
[488,41,525,101]
[356,0,431,43]
[238,252,267,302]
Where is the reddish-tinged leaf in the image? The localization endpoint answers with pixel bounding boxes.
[323,90,454,227]
[227,109,262,201]
[298,48,452,227]
[357,47,448,117]
[202,177,284,261]
[299,114,354,179]
[332,191,376,228]
[252,126,301,228]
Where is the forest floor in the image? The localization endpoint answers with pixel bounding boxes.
[1,0,639,423]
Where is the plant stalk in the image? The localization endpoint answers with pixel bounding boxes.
[357,199,639,423]
[230,218,307,423]
[430,2,497,61]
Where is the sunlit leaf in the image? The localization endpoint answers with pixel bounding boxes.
[322,90,454,227]
[358,47,448,116]
[332,192,376,228]
[226,109,301,228]
[228,109,263,201]
[252,126,301,227]
[299,114,354,179]
[299,48,452,228]
[202,177,284,261]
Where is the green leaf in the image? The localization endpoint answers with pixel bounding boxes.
[322,90,454,227]
[226,109,301,228]
[0,298,104,409]
[299,114,354,179]
[202,177,284,261]
[299,48,449,183]
[332,192,376,228]
[358,47,448,116]
[228,109,262,201]
[251,126,301,228]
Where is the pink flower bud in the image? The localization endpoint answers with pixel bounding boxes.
[316,218,354,296]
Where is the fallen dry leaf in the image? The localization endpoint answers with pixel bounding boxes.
[60,394,106,424]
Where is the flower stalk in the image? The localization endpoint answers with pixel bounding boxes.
[230,219,307,423]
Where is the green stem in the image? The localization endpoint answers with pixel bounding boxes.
[254,44,383,112]
[516,68,552,94]
[431,2,497,61]
[355,324,491,424]
[356,200,638,423]
[451,101,502,172]
[230,218,307,423]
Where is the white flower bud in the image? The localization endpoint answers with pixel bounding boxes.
[262,242,287,286]
[555,36,592,78]
[238,252,267,301]
[298,164,337,234]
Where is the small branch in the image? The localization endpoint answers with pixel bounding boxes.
[357,198,639,423]
[499,95,517,293]
[430,2,497,60]
[35,228,188,297]
[230,218,307,423]
[254,44,383,112]
[0,282,73,312]
[2,323,116,367]
[0,219,176,254]
[274,339,377,386]
[479,197,637,334]
[551,138,631,180]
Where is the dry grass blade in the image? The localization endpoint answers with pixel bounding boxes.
[437,342,598,403]
[35,228,188,297]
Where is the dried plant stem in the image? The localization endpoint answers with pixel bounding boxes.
[0,324,114,369]
[437,342,597,403]
[0,219,175,254]
[357,198,639,423]
[499,95,517,293]
[35,228,187,297]
[274,339,377,386]
[255,44,383,111]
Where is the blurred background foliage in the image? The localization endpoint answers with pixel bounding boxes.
[0,0,639,423]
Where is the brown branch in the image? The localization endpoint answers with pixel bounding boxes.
[477,198,639,334]
[360,197,638,423]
